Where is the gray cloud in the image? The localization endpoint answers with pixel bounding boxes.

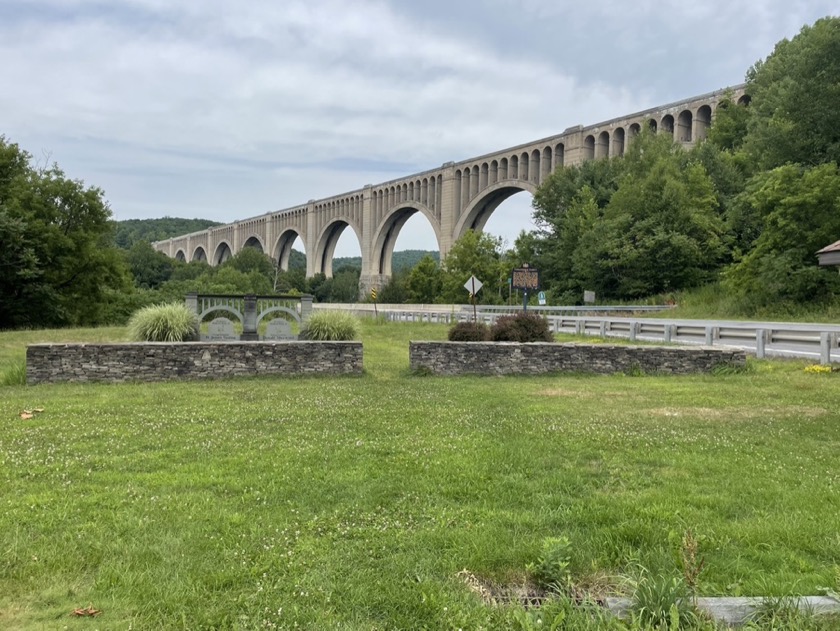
[0,1,835,255]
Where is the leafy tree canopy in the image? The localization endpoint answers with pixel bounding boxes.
[0,135,132,328]
[744,17,840,169]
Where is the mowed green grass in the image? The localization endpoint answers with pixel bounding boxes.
[1,321,839,629]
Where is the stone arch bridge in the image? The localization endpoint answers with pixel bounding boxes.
[153,85,747,293]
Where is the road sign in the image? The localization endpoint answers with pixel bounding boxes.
[464,276,483,294]
[371,288,377,301]
[511,267,540,290]
[538,291,546,306]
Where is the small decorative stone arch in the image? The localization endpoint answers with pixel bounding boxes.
[192,246,208,263]
[489,160,499,185]
[453,180,539,242]
[510,155,519,179]
[520,152,530,181]
[583,135,595,161]
[648,119,658,133]
[554,143,565,169]
[737,94,751,106]
[612,128,625,156]
[542,146,552,180]
[256,306,303,327]
[661,114,675,135]
[175,249,187,262]
[214,241,232,266]
[677,110,693,142]
[696,105,712,141]
[629,123,641,139]
[198,304,244,324]
[314,219,362,278]
[530,149,541,184]
[372,203,441,276]
[595,131,610,159]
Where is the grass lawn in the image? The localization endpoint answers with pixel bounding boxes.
[1,320,839,629]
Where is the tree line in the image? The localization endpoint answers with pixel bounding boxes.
[2,17,839,329]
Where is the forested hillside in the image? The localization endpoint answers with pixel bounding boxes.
[114,217,223,249]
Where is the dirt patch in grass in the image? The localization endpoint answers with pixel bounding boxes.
[647,406,827,420]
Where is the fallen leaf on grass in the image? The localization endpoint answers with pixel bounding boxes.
[71,605,102,617]
[19,407,44,420]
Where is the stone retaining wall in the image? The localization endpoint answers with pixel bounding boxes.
[26,342,363,384]
[409,342,745,376]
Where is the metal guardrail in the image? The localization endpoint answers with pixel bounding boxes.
[363,307,840,365]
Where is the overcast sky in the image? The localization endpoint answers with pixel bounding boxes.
[1,1,836,256]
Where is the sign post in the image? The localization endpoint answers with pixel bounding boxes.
[464,275,483,322]
[511,265,540,312]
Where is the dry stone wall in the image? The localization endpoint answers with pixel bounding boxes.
[409,342,745,376]
[26,342,363,384]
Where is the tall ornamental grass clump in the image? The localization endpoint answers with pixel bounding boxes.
[299,311,359,341]
[128,303,200,342]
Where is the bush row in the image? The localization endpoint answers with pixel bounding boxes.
[448,312,553,343]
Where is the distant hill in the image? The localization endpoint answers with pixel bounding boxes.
[332,250,439,272]
[113,217,223,249]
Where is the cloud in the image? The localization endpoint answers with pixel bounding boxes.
[1,1,836,255]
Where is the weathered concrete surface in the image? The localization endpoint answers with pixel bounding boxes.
[606,595,840,627]
[409,342,745,376]
[26,341,363,384]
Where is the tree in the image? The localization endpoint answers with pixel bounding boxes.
[0,136,133,328]
[724,163,840,308]
[406,255,442,303]
[440,230,504,303]
[743,17,840,169]
[125,241,175,289]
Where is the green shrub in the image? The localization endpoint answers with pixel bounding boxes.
[447,321,489,341]
[300,310,359,341]
[128,303,200,342]
[489,312,553,342]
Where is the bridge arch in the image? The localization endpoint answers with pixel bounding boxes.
[453,180,539,243]
[314,219,362,278]
[273,228,305,271]
[175,249,187,263]
[372,203,441,276]
[214,241,232,265]
[243,235,264,252]
[192,246,207,263]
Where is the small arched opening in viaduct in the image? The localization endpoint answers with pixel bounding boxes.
[314,220,362,278]
[214,241,232,265]
[175,250,186,263]
[192,246,207,263]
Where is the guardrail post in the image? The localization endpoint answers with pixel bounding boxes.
[704,327,713,346]
[820,332,831,365]
[629,322,638,342]
[756,329,767,359]
[664,324,673,343]
[599,321,607,338]
[575,321,584,336]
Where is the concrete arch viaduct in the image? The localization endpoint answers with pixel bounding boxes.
[153,85,747,294]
